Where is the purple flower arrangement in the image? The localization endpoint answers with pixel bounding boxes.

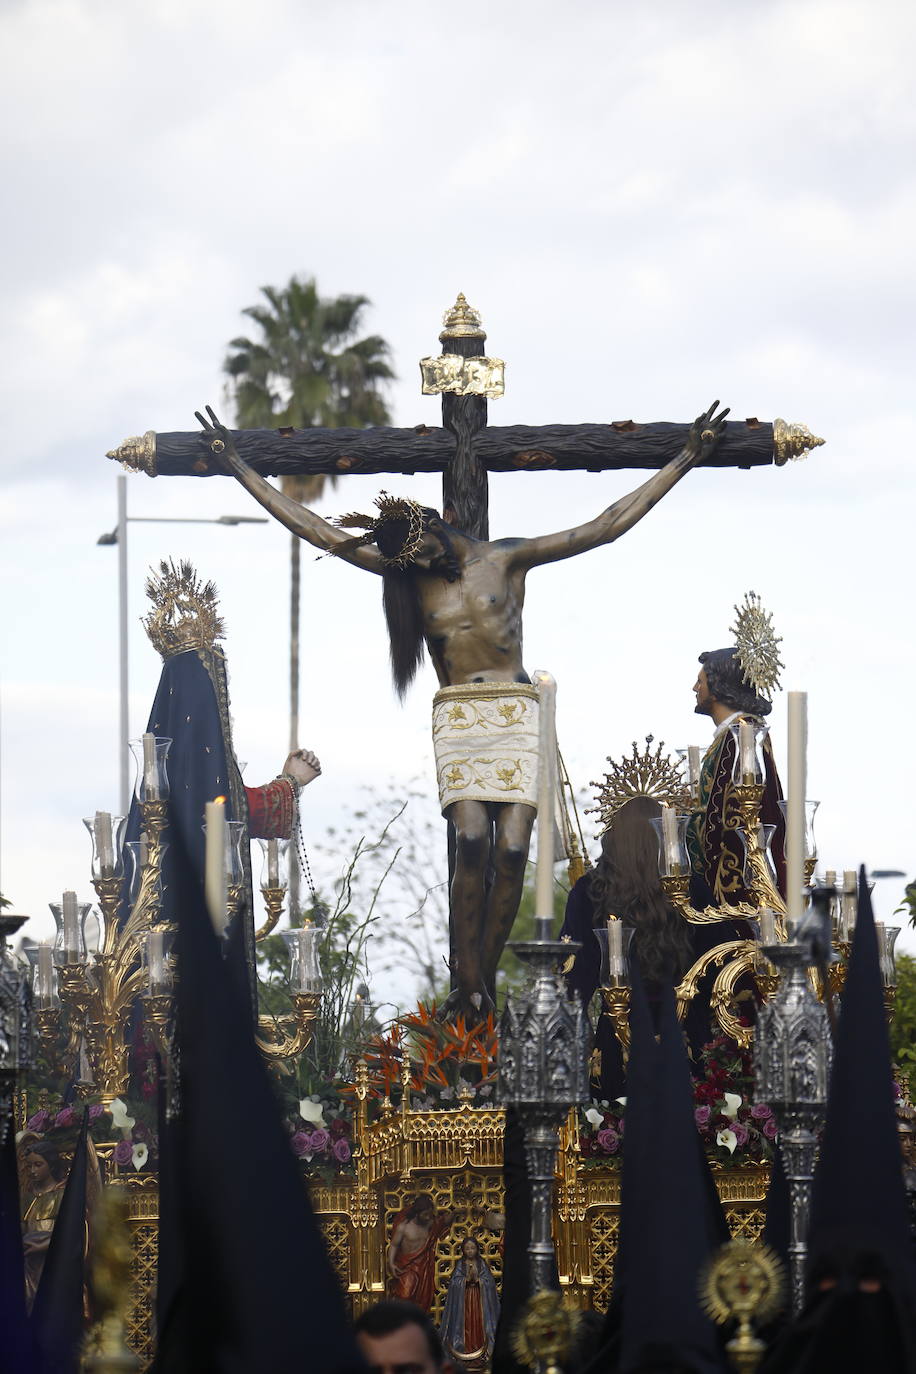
[288,1100,355,1181]
[579,1034,777,1167]
[24,1098,158,1173]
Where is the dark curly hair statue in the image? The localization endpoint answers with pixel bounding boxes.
[698,646,772,716]
[589,796,693,985]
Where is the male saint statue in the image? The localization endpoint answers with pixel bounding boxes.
[196,401,729,1016]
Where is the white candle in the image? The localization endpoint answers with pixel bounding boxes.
[738,721,757,784]
[205,798,228,934]
[687,746,701,790]
[147,930,167,992]
[533,671,557,932]
[95,810,114,875]
[661,803,681,874]
[786,691,807,925]
[36,943,55,1006]
[142,732,159,800]
[824,869,836,889]
[759,908,778,946]
[61,889,81,960]
[840,868,858,938]
[267,839,279,887]
[606,918,627,985]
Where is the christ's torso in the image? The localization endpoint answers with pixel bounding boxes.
[417,547,527,687]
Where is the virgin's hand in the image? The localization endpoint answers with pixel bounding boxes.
[283,749,321,786]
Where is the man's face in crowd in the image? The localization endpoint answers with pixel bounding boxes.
[356,1320,450,1374]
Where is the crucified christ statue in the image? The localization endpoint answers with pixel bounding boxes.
[195,400,729,1018]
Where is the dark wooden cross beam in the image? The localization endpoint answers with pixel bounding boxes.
[107,295,824,540]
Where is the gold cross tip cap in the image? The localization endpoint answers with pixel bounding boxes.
[772,418,825,465]
[440,292,486,341]
[106,430,157,476]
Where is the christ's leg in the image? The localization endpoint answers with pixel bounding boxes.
[481,802,536,996]
[445,798,492,1009]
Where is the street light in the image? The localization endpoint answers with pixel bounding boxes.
[98,473,267,813]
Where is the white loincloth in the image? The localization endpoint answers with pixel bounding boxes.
[432,682,540,813]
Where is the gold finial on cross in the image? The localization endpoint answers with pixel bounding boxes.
[440,292,486,341]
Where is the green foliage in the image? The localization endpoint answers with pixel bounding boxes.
[256,807,406,1115]
[890,952,916,1096]
[895,878,916,930]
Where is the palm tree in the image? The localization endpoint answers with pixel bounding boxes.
[224,276,394,915]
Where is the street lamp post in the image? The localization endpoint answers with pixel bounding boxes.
[98,473,267,813]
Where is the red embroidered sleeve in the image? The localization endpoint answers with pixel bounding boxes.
[245,778,296,839]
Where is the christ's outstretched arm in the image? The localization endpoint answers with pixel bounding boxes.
[505,401,729,571]
[195,407,384,575]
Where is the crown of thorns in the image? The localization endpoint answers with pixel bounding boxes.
[331,491,428,568]
[587,735,693,834]
[730,590,783,697]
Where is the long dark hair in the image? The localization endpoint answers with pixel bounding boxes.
[377,511,460,698]
[589,796,692,985]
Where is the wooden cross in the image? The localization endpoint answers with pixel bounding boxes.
[106,293,824,539]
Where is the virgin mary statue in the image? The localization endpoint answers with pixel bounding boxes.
[439,1236,500,1371]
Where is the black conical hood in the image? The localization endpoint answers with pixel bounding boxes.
[0,1124,37,1373]
[32,1110,89,1374]
[153,820,365,1374]
[809,868,915,1283]
[619,972,725,1373]
[762,867,916,1371]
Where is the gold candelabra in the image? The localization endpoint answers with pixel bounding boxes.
[38,798,170,1108]
[255,885,286,942]
[254,991,320,1061]
[600,985,631,1063]
[36,776,321,1104]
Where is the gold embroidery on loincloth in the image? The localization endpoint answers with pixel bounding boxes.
[432,682,540,813]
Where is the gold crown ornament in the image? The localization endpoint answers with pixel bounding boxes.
[730,591,784,698]
[332,491,428,569]
[588,735,693,834]
[142,559,225,660]
[439,292,486,341]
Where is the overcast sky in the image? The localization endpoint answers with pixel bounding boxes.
[2,0,915,995]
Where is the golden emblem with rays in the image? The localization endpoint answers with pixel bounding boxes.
[588,735,693,834]
[730,590,784,698]
[142,559,225,661]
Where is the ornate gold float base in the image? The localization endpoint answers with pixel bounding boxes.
[117,1106,769,1368]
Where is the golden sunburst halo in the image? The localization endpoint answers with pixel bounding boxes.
[142,558,225,661]
[588,735,693,834]
[730,590,784,697]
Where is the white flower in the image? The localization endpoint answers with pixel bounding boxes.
[722,1093,743,1120]
[131,1142,149,1171]
[584,1107,604,1127]
[111,1099,136,1135]
[716,1128,738,1154]
[615,1097,627,1108]
[298,1099,325,1126]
